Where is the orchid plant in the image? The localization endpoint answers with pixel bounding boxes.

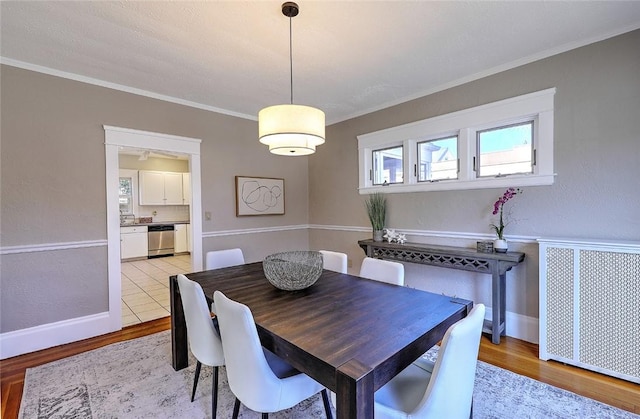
[490,187,522,240]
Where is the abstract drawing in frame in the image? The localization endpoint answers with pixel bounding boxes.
[235,176,285,216]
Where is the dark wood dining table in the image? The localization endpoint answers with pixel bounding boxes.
[170,262,472,419]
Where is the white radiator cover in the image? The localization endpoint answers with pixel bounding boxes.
[539,238,640,384]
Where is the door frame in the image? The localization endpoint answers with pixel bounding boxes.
[104,125,203,331]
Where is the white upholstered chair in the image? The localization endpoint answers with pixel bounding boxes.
[359,257,405,286]
[374,304,486,419]
[205,248,245,313]
[213,291,333,419]
[205,248,245,270]
[176,274,225,418]
[319,250,348,274]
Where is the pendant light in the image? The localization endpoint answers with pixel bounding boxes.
[258,2,325,156]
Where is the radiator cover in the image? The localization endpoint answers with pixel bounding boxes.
[539,239,640,384]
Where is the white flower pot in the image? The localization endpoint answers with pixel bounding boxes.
[493,239,508,253]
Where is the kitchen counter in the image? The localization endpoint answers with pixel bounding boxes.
[120,221,190,227]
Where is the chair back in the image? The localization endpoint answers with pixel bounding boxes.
[206,248,245,270]
[319,250,348,274]
[414,304,485,418]
[359,257,405,285]
[213,291,283,412]
[176,274,224,367]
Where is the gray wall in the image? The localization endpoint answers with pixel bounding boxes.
[0,65,309,333]
[2,29,639,335]
[309,30,640,320]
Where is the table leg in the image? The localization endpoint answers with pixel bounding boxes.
[170,274,189,370]
[336,359,374,419]
[491,268,501,344]
[500,273,507,337]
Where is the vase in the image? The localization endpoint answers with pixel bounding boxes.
[493,239,508,253]
[373,229,384,242]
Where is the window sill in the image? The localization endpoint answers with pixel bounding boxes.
[358,173,555,194]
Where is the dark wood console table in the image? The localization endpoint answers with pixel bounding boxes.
[358,239,525,344]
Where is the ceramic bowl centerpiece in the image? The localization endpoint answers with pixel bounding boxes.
[263,251,323,291]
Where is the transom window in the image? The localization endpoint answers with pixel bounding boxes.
[418,135,458,182]
[477,121,533,177]
[372,146,403,185]
[357,88,555,193]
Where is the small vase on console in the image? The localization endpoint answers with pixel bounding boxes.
[493,239,508,253]
[365,192,386,243]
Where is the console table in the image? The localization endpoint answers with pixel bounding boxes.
[358,239,525,344]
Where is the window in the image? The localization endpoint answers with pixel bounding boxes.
[418,135,458,182]
[119,177,133,214]
[357,88,555,193]
[373,146,403,185]
[477,121,533,177]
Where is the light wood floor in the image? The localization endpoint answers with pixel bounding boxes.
[2,318,639,418]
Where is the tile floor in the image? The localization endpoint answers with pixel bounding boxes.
[121,254,192,327]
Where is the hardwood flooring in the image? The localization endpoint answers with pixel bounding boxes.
[2,319,639,418]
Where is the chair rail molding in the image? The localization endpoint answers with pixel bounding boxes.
[0,239,107,255]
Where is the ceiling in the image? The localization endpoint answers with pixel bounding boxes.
[2,1,640,125]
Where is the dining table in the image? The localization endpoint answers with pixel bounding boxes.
[170,262,473,419]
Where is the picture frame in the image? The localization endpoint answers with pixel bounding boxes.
[235,176,285,216]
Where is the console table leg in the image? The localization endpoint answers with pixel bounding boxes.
[500,273,507,337]
[491,270,501,344]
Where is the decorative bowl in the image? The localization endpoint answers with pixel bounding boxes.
[263,251,323,291]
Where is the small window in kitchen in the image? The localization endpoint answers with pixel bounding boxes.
[119,177,134,214]
[372,146,403,185]
[418,135,458,182]
[477,121,534,177]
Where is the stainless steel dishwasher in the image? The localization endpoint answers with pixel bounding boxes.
[147,224,175,258]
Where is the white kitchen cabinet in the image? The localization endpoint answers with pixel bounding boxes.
[139,171,184,205]
[121,226,148,260]
[175,223,189,254]
[163,172,184,204]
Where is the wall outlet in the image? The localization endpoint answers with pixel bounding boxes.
[348,259,353,268]
[205,211,212,221]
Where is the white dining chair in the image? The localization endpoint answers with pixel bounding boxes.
[374,304,486,419]
[213,291,333,419]
[359,257,405,286]
[176,274,225,419]
[205,248,245,270]
[205,248,245,313]
[319,250,348,274]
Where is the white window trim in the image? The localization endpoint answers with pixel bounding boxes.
[358,88,556,194]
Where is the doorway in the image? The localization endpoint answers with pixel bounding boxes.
[118,146,192,325]
[104,126,203,332]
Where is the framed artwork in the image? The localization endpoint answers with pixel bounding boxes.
[235,176,285,216]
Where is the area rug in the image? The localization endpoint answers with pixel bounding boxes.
[19,331,638,419]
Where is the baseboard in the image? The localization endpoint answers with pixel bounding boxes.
[0,312,115,359]
[486,306,539,344]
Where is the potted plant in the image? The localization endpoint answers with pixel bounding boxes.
[365,192,386,242]
[490,187,522,252]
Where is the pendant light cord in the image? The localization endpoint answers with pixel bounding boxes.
[289,14,294,105]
